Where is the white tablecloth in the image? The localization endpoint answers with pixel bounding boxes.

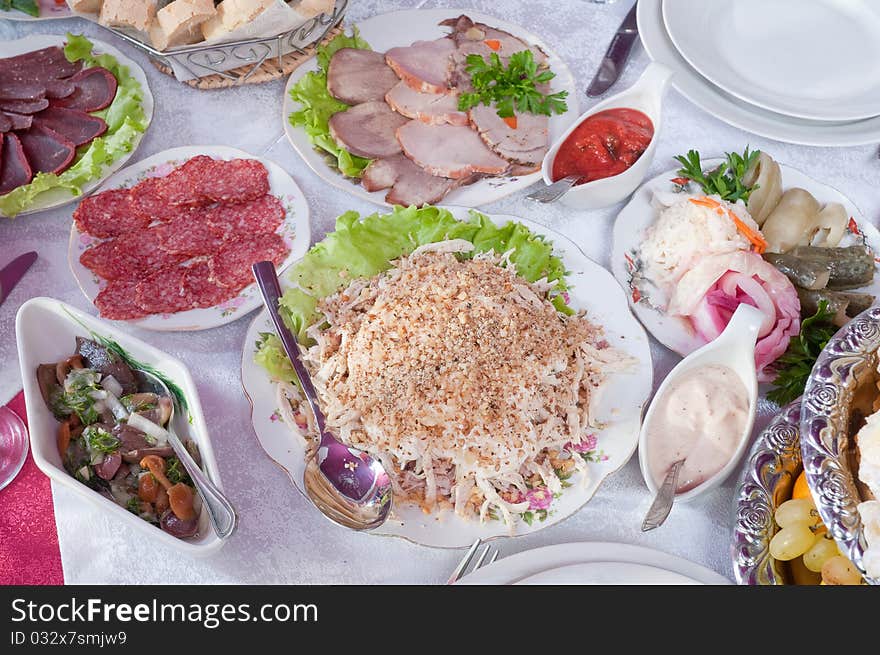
[2,0,879,584]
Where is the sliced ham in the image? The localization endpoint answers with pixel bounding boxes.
[53,67,117,113]
[326,48,400,105]
[396,121,508,179]
[18,124,76,175]
[0,133,33,194]
[0,111,33,131]
[361,153,458,206]
[0,98,49,115]
[385,81,468,126]
[385,38,456,94]
[468,105,549,166]
[328,101,409,159]
[33,106,107,146]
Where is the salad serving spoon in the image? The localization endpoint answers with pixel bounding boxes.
[252,261,393,531]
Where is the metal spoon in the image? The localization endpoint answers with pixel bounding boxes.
[641,458,685,532]
[134,368,238,539]
[526,175,584,203]
[252,261,393,531]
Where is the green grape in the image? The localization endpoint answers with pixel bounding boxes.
[774,498,821,528]
[821,556,863,585]
[803,534,838,572]
[769,524,815,561]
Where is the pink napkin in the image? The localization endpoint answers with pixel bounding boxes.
[0,392,64,585]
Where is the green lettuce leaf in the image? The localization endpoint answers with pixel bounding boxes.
[288,29,372,178]
[0,34,148,217]
[257,206,572,383]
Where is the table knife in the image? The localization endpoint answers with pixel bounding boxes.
[586,1,640,97]
[0,251,37,306]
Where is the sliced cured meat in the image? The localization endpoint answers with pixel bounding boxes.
[130,177,194,223]
[1,111,33,131]
[385,81,469,126]
[116,229,187,276]
[33,106,107,147]
[156,156,270,206]
[73,189,151,238]
[0,115,9,132]
[203,194,285,238]
[396,121,508,179]
[134,265,190,315]
[0,81,46,101]
[442,15,548,65]
[18,124,75,175]
[210,232,289,291]
[326,48,400,105]
[80,239,122,280]
[0,98,49,115]
[361,153,458,206]
[328,101,409,159]
[153,215,225,257]
[0,47,82,81]
[95,278,150,321]
[0,133,33,195]
[52,67,118,113]
[43,79,76,100]
[152,155,213,205]
[468,105,549,166]
[385,39,456,94]
[181,260,236,309]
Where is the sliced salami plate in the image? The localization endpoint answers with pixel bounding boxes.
[1,2,73,20]
[68,146,311,331]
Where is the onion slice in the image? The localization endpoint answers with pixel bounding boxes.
[101,375,124,399]
[126,412,170,446]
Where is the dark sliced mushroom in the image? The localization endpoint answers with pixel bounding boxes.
[121,447,174,464]
[159,509,198,538]
[55,355,84,385]
[75,337,137,395]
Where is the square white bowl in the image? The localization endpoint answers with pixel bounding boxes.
[16,297,227,556]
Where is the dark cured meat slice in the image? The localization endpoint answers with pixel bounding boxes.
[181,260,236,309]
[0,133,33,195]
[43,79,75,99]
[1,111,32,131]
[0,47,82,80]
[79,239,121,280]
[134,265,190,315]
[0,98,49,115]
[0,114,9,132]
[33,106,107,147]
[73,189,151,238]
[153,215,225,257]
[52,67,118,113]
[95,278,150,321]
[203,194,285,238]
[0,81,46,101]
[210,232,290,291]
[18,124,75,175]
[129,177,195,224]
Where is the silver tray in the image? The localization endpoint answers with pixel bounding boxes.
[800,305,879,585]
[732,400,801,585]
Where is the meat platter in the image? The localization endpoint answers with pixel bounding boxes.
[282,8,579,208]
[67,145,311,332]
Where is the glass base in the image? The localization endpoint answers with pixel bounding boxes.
[0,407,29,492]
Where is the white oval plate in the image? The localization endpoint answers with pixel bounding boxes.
[456,541,731,585]
[663,0,880,122]
[241,208,653,548]
[638,0,880,146]
[611,158,880,358]
[282,8,579,208]
[1,2,73,20]
[68,145,311,332]
[0,34,154,217]
[516,561,700,585]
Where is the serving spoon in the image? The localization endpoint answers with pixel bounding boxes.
[252,261,393,531]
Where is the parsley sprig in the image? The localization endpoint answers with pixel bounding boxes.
[458,50,568,119]
[767,301,837,406]
[674,147,761,203]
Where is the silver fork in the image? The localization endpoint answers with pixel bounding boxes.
[446,539,500,584]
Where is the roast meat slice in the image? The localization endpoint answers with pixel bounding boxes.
[328,101,409,159]
[468,105,549,167]
[396,121,508,179]
[0,133,33,194]
[326,48,400,105]
[385,81,468,126]
[361,153,458,206]
[385,38,456,94]
[18,124,76,175]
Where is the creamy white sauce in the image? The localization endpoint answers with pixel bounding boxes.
[646,364,749,493]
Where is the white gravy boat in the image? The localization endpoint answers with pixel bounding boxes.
[540,61,673,210]
[637,303,762,503]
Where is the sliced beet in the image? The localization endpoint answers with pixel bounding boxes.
[0,133,33,194]
[0,97,49,115]
[33,106,107,147]
[2,111,33,132]
[18,124,75,175]
[53,67,117,113]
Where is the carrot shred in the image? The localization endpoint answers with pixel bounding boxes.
[503,115,518,129]
[689,196,768,254]
[485,39,502,51]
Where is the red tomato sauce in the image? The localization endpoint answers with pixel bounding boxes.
[551,108,654,184]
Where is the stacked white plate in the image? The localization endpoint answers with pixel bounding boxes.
[640,0,880,145]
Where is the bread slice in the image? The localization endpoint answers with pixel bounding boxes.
[98,0,158,32]
[66,0,103,13]
[156,0,216,46]
[201,0,274,41]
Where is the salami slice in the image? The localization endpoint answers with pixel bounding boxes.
[79,239,121,280]
[210,232,290,292]
[156,157,270,206]
[134,265,190,315]
[130,177,195,224]
[95,278,150,321]
[153,155,213,206]
[116,228,188,275]
[181,260,236,309]
[203,194,285,238]
[73,189,150,238]
[153,213,225,257]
